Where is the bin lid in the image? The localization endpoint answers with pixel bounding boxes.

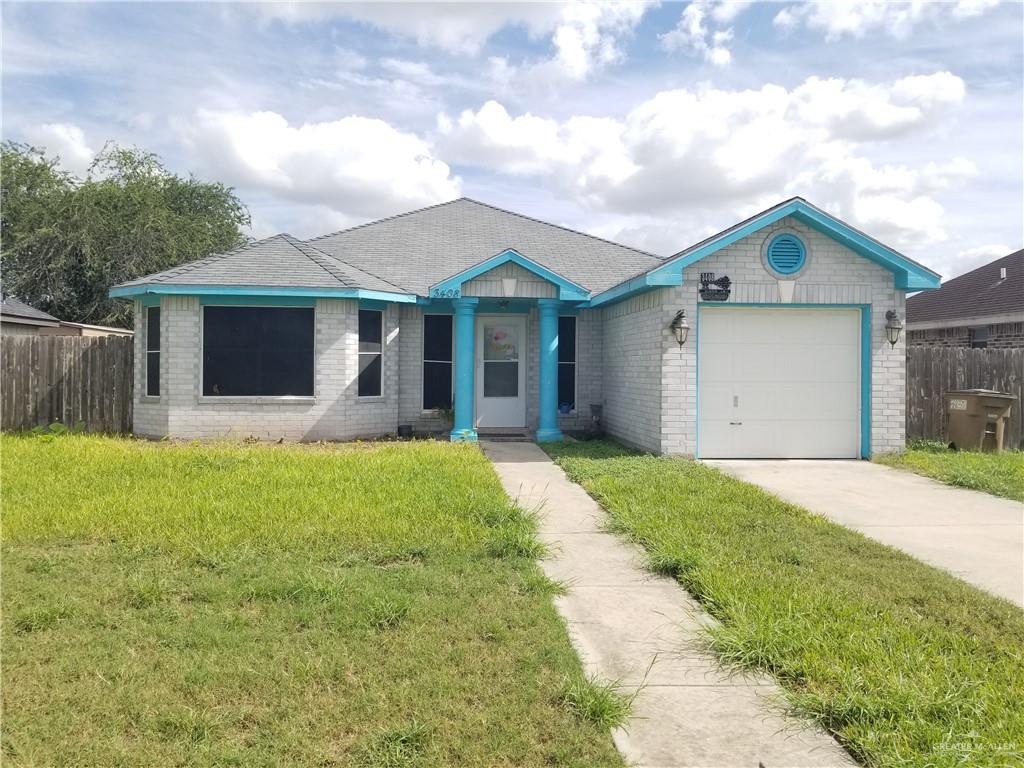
[946,389,1017,400]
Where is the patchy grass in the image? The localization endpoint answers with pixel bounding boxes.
[1,434,624,767]
[542,439,1024,768]
[876,442,1024,502]
[559,675,634,731]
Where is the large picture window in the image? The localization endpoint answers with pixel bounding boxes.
[422,314,453,410]
[145,306,160,397]
[557,315,576,412]
[203,306,314,397]
[358,309,383,397]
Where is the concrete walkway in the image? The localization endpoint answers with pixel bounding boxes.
[483,442,854,768]
[708,460,1024,607]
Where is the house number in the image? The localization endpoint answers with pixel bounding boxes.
[431,288,461,298]
[949,399,967,411]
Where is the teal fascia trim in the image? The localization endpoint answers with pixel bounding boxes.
[198,295,315,307]
[139,295,161,307]
[695,303,872,460]
[109,284,418,303]
[358,299,388,310]
[585,272,682,309]
[428,249,590,302]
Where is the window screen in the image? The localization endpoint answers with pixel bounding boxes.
[358,309,383,397]
[203,306,314,396]
[422,314,453,409]
[558,315,576,412]
[146,306,160,397]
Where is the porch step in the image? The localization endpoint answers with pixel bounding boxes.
[478,429,533,442]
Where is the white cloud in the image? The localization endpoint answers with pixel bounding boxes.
[661,1,751,66]
[26,123,96,177]
[774,0,1000,40]
[946,243,1011,277]
[178,109,460,220]
[438,72,972,252]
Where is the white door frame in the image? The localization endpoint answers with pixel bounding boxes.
[475,314,527,428]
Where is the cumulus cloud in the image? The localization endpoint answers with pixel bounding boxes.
[774,0,1000,39]
[661,1,752,66]
[26,123,96,177]
[438,71,972,252]
[178,110,460,220]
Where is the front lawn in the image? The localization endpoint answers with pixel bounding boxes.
[1,435,624,767]
[875,441,1024,502]
[543,439,1024,768]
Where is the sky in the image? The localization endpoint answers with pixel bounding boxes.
[3,0,1022,280]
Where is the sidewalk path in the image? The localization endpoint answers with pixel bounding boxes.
[483,441,854,768]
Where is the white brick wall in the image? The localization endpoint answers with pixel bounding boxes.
[600,215,906,457]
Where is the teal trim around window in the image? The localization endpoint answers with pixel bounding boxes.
[109,284,418,303]
[358,299,388,310]
[428,248,590,302]
[695,303,872,460]
[198,295,315,307]
[139,295,161,307]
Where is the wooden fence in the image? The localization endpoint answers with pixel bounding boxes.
[907,347,1024,449]
[1,335,134,434]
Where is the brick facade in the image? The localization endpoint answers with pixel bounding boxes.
[908,321,1024,349]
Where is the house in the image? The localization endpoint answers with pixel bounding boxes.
[907,249,1023,348]
[1,296,134,337]
[109,196,940,458]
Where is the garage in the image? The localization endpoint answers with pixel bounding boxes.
[697,306,863,459]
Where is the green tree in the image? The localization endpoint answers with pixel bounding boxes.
[1,142,250,327]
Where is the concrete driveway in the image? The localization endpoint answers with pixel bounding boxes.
[707,460,1024,607]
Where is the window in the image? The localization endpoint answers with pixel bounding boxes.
[422,314,453,410]
[358,309,383,397]
[558,315,576,412]
[203,306,314,396]
[969,326,989,349]
[145,306,160,397]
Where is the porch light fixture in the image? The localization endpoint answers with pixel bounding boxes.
[670,310,690,348]
[885,310,903,347]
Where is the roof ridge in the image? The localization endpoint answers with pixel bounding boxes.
[286,235,411,293]
[279,234,358,288]
[149,235,280,283]
[306,198,466,243]
[457,197,665,261]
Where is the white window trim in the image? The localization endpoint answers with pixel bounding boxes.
[358,308,384,399]
[145,305,160,399]
[558,315,577,415]
[421,312,454,412]
[199,304,317,400]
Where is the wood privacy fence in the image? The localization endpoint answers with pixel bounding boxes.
[907,347,1024,449]
[1,335,134,433]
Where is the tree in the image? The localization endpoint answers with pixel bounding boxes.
[1,142,250,327]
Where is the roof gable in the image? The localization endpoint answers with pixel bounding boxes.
[429,249,589,301]
[0,296,60,325]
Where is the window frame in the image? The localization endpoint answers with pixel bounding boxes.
[968,325,989,349]
[421,312,454,412]
[145,305,161,398]
[557,315,577,414]
[199,304,317,400]
[357,308,384,399]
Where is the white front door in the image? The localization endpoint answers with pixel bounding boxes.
[698,307,861,459]
[476,316,527,428]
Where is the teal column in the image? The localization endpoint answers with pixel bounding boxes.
[450,297,479,442]
[536,298,563,442]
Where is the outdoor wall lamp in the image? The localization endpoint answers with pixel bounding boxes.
[885,310,903,347]
[670,310,690,347]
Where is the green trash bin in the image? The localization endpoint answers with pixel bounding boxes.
[945,389,1017,451]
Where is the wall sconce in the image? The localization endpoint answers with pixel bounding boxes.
[885,310,903,347]
[670,310,689,347]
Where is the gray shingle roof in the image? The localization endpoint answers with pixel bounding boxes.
[907,249,1023,324]
[116,234,406,294]
[308,198,663,295]
[0,296,60,323]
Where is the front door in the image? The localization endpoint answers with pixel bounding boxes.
[476,316,527,428]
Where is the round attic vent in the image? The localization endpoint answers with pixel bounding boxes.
[765,234,807,275]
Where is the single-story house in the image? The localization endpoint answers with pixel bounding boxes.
[907,248,1023,349]
[1,296,134,337]
[109,196,940,458]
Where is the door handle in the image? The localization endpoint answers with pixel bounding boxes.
[729,421,743,426]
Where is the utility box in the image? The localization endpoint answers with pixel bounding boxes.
[945,389,1017,451]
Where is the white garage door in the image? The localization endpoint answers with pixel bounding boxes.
[698,307,861,459]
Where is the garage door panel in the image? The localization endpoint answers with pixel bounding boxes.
[698,308,861,459]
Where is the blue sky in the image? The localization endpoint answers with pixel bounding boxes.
[4,1,1021,279]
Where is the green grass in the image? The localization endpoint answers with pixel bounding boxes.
[542,439,1024,768]
[1,434,624,767]
[876,441,1024,502]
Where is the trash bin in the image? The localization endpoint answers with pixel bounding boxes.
[945,389,1017,451]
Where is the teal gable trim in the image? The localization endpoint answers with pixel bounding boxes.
[428,249,590,302]
[109,284,418,303]
[695,303,872,460]
[139,295,161,307]
[590,199,940,307]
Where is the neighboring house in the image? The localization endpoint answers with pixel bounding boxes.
[906,249,1024,349]
[109,196,939,458]
[1,296,133,337]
